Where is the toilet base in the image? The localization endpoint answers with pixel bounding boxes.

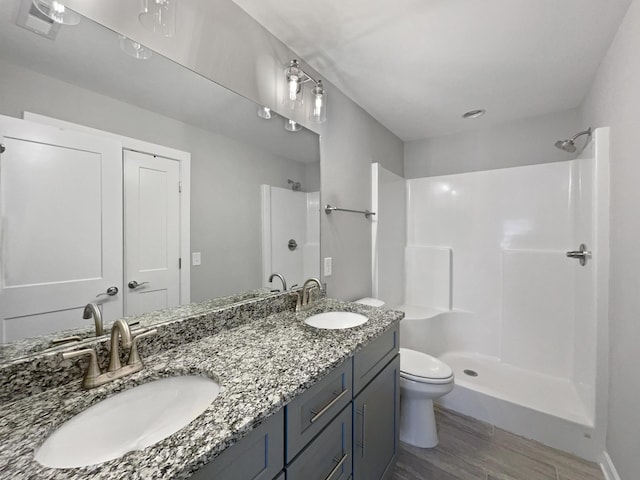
[400,397,439,448]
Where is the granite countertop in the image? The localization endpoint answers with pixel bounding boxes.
[0,298,402,480]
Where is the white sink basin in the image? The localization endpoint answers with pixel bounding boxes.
[35,376,220,468]
[304,311,368,330]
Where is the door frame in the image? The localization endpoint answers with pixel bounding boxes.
[23,112,191,305]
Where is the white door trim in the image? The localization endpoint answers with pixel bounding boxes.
[23,112,191,305]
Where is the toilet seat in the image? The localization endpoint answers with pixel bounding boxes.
[400,348,454,385]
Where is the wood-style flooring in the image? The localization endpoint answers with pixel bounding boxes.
[392,407,604,480]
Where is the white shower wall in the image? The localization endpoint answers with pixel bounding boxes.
[406,159,595,389]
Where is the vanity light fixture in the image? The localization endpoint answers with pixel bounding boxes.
[283,59,327,123]
[257,106,273,120]
[32,0,80,25]
[139,0,176,37]
[119,35,153,60]
[284,119,302,132]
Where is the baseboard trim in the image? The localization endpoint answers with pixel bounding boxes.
[601,451,621,480]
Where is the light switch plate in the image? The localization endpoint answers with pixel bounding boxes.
[192,252,202,266]
[323,257,332,277]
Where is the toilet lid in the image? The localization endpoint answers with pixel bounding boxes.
[400,348,453,384]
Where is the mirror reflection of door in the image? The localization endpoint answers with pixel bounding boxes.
[124,150,181,316]
[0,116,123,342]
[0,115,186,342]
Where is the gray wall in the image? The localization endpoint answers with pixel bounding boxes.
[404,108,583,178]
[66,0,405,301]
[0,59,315,302]
[581,1,640,477]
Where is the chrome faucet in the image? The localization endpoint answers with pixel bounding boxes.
[63,321,157,389]
[295,278,322,312]
[83,303,103,336]
[268,272,287,292]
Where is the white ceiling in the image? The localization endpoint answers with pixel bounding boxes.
[233,0,632,141]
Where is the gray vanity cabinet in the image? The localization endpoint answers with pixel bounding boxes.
[188,410,284,480]
[353,354,400,480]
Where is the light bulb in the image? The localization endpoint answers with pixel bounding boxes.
[288,76,299,101]
[310,81,326,123]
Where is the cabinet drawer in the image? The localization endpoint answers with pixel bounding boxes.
[286,404,352,480]
[286,359,352,462]
[189,410,284,480]
[353,325,399,394]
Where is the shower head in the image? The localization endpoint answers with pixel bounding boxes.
[554,128,592,153]
[555,139,577,153]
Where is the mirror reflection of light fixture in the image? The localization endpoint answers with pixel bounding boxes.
[284,119,302,132]
[119,35,153,60]
[257,106,273,120]
[139,0,176,37]
[283,59,327,123]
[32,0,80,25]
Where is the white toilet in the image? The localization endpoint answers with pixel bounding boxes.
[399,347,454,448]
[355,298,455,448]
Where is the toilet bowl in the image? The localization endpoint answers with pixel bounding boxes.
[399,347,454,448]
[355,298,455,448]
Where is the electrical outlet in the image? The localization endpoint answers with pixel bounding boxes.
[192,252,202,266]
[323,257,332,277]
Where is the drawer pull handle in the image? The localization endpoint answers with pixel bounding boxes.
[309,389,349,424]
[324,453,348,480]
[356,404,367,457]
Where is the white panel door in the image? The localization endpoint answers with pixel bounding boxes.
[124,150,181,316]
[0,116,123,342]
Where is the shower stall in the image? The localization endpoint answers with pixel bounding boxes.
[372,128,610,460]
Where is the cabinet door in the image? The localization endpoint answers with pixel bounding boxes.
[188,410,283,480]
[353,355,400,480]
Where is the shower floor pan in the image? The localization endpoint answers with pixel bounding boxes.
[437,351,598,461]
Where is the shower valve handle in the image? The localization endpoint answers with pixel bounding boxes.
[566,244,591,266]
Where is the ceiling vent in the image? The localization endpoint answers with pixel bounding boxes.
[15,0,61,40]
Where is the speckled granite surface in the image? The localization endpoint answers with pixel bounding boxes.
[0,298,402,479]
[0,290,298,403]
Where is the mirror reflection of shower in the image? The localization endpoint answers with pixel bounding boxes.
[261,182,320,290]
[554,127,592,153]
[287,179,301,191]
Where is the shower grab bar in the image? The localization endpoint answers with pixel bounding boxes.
[325,204,376,219]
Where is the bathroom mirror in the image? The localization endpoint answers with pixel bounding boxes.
[0,0,320,361]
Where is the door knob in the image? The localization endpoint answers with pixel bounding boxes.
[128,280,149,289]
[96,286,119,297]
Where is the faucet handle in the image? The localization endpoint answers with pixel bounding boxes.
[128,328,158,367]
[63,348,102,387]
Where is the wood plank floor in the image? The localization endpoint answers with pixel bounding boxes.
[392,407,604,480]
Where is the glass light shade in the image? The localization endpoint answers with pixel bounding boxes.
[119,36,153,60]
[257,106,272,120]
[139,0,176,37]
[283,60,303,110]
[284,119,302,132]
[310,81,327,123]
[32,0,80,25]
